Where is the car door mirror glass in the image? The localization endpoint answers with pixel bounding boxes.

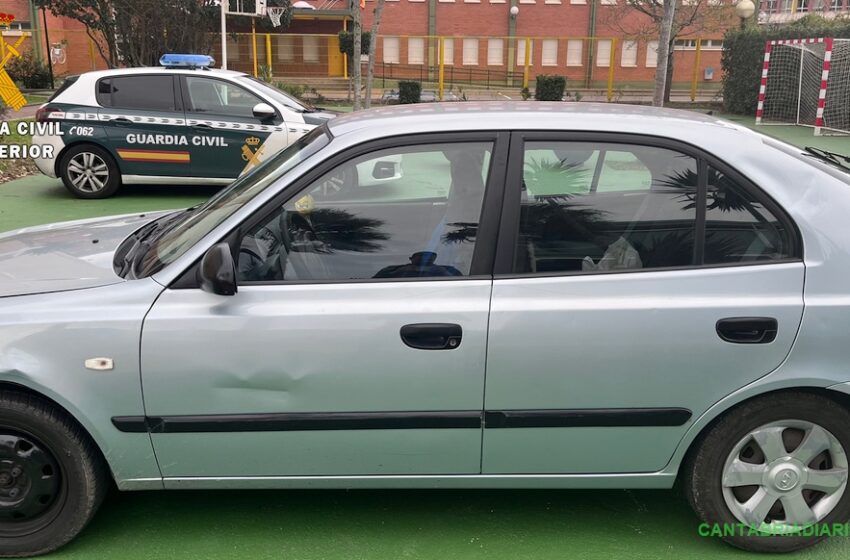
[252,102,276,120]
[371,160,400,180]
[199,242,238,296]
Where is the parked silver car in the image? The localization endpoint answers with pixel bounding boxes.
[2,103,850,556]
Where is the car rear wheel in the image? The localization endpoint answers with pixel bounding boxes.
[0,391,108,557]
[684,392,850,552]
[59,144,121,199]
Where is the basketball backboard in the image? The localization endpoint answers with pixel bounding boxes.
[226,0,267,16]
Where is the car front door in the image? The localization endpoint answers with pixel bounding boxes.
[180,75,287,180]
[140,134,507,478]
[482,133,805,474]
[98,74,194,178]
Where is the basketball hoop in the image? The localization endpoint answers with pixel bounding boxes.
[267,7,286,27]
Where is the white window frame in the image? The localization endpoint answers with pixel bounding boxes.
[516,39,533,65]
[596,39,612,67]
[645,40,658,68]
[621,40,638,68]
[407,37,425,65]
[442,38,454,66]
[566,39,583,67]
[487,38,504,66]
[462,38,479,66]
[541,39,558,67]
[276,35,294,62]
[383,36,400,65]
[302,35,320,64]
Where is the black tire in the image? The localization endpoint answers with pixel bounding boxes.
[58,144,121,199]
[684,392,850,553]
[0,391,108,557]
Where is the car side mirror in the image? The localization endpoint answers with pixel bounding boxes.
[199,243,237,296]
[252,102,276,121]
[372,161,397,180]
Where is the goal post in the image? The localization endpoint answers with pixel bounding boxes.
[755,37,850,136]
[220,0,268,71]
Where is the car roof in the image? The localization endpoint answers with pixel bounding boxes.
[326,102,755,144]
[75,66,248,80]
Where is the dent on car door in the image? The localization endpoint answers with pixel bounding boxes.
[482,134,805,475]
[138,134,507,479]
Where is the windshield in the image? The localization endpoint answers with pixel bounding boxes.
[238,76,312,113]
[133,126,331,277]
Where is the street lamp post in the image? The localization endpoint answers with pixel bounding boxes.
[735,0,756,29]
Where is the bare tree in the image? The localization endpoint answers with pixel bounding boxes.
[601,0,733,103]
[653,0,676,107]
[352,1,363,111]
[364,0,386,109]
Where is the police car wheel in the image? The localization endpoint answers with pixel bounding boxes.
[59,145,121,199]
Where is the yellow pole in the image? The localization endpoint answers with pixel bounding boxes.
[266,33,272,76]
[251,21,258,77]
[89,36,96,70]
[343,20,348,79]
[522,37,531,90]
[690,38,702,102]
[607,37,616,102]
[0,33,5,60]
[791,0,798,14]
[438,36,445,101]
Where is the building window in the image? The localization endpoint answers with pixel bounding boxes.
[600,0,617,3]
[442,38,454,65]
[621,40,638,67]
[488,38,504,66]
[570,0,587,4]
[463,38,479,66]
[408,37,425,65]
[674,39,724,51]
[542,39,558,66]
[226,37,240,64]
[276,36,294,62]
[517,39,533,65]
[596,39,612,67]
[646,40,659,68]
[567,39,583,67]
[383,37,400,64]
[303,36,320,63]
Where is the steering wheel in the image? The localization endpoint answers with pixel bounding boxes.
[280,211,333,280]
[238,224,283,281]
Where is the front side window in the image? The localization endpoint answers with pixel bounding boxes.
[238,142,493,282]
[97,75,176,111]
[515,141,698,274]
[184,76,264,119]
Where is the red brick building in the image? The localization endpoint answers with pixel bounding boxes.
[0,0,107,81]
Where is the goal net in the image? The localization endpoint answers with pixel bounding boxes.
[756,38,850,136]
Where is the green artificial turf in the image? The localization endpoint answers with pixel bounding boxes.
[1,116,849,559]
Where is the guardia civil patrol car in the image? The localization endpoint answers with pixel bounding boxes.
[33,54,336,198]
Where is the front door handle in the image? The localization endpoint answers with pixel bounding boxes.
[192,123,213,130]
[716,317,778,344]
[111,117,133,126]
[400,323,462,350]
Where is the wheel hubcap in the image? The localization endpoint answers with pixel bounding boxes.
[67,152,109,193]
[0,433,61,529]
[722,420,849,534]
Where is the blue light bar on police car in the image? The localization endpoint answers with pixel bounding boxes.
[159,54,215,69]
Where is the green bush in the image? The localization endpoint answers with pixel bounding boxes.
[534,75,566,101]
[337,31,372,58]
[7,52,52,89]
[398,80,421,104]
[722,16,850,115]
[275,82,307,100]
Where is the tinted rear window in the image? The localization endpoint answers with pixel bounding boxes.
[97,75,176,111]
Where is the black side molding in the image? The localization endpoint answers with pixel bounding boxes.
[111,416,149,433]
[484,408,692,429]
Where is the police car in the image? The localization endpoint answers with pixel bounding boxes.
[33,54,336,198]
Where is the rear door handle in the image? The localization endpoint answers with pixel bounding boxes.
[111,117,133,126]
[192,123,213,130]
[716,317,778,344]
[400,323,462,350]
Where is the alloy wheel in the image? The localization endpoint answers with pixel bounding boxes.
[67,152,110,193]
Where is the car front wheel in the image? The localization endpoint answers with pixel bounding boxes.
[684,392,850,552]
[0,391,108,557]
[59,144,121,199]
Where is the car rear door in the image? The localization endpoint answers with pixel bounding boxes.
[481,132,805,474]
[97,74,194,178]
[139,133,508,479]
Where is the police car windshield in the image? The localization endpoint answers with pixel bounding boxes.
[132,126,330,278]
[238,76,313,113]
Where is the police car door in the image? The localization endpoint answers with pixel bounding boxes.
[179,75,286,180]
[98,74,194,178]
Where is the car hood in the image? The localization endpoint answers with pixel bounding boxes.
[0,211,172,298]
